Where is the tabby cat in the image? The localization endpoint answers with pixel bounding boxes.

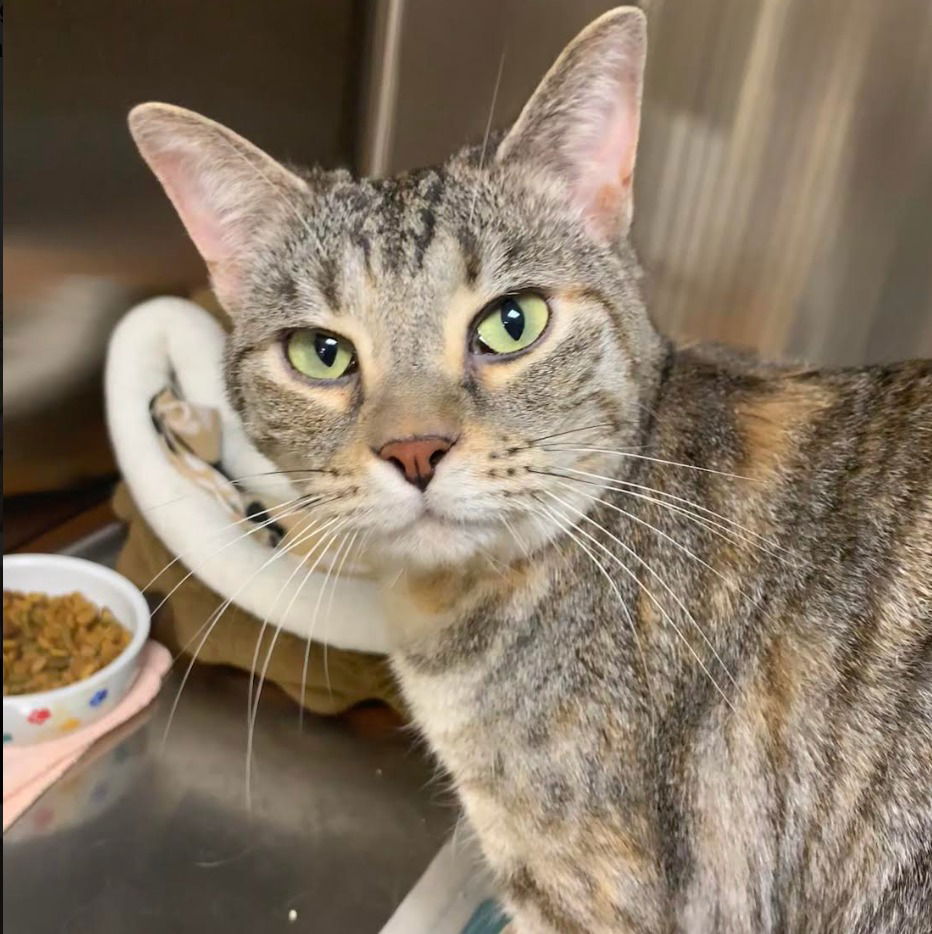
[129,7,931,931]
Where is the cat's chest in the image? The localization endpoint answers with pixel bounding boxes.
[397,659,667,931]
[394,641,608,810]
[394,659,509,763]
[386,560,612,772]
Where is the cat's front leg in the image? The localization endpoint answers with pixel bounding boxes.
[497,907,562,934]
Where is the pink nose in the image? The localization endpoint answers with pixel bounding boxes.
[378,436,454,490]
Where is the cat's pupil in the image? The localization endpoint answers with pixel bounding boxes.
[315,334,339,368]
[501,300,525,341]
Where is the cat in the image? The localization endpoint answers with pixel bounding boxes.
[128,6,931,932]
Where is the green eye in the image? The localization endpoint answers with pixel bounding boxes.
[285,329,357,380]
[474,293,550,356]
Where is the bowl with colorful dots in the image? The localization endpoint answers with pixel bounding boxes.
[3,554,150,746]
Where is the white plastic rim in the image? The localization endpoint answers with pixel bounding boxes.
[2,553,151,707]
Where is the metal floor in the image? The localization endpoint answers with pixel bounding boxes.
[3,526,455,933]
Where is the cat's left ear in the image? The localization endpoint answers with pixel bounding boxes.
[496,7,646,245]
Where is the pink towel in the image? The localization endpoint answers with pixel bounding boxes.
[3,640,171,831]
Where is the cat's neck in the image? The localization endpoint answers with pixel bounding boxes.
[380,551,556,661]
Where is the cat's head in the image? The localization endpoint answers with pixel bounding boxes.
[129,7,665,570]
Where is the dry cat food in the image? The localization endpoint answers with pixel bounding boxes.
[3,590,131,695]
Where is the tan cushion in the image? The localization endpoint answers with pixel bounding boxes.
[112,483,404,718]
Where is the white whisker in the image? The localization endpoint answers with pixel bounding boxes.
[551,477,771,626]
[468,46,507,226]
[152,501,346,689]
[544,491,737,689]
[148,495,328,626]
[245,510,344,725]
[542,444,752,481]
[513,422,619,450]
[136,468,321,518]
[534,500,657,720]
[540,494,736,713]
[545,466,791,561]
[321,527,364,705]
[296,520,356,731]
[161,506,332,753]
[500,514,531,560]
[246,518,353,804]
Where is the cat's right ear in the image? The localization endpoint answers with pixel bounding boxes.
[128,103,310,305]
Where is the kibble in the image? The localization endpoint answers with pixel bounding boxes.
[3,590,130,695]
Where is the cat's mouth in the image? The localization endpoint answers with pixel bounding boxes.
[375,508,510,567]
[367,499,507,566]
[411,505,498,530]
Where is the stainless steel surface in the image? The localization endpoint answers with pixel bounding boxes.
[4,0,366,494]
[371,0,932,365]
[3,532,455,934]
[59,523,130,565]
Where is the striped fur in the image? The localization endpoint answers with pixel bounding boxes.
[129,7,932,931]
[392,353,931,932]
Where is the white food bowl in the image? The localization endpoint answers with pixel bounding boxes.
[3,554,150,746]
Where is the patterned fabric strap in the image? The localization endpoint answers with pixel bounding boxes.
[149,384,286,549]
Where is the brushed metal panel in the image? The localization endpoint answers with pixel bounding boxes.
[4,0,364,493]
[372,0,932,365]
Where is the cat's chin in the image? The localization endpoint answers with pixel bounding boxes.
[368,511,505,569]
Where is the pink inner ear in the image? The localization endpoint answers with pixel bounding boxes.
[147,147,242,298]
[568,92,639,240]
[148,149,232,267]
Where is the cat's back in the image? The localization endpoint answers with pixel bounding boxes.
[671,347,932,539]
[663,350,932,931]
